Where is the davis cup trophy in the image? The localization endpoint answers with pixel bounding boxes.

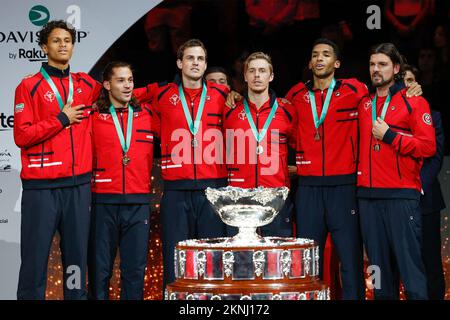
[165,186,330,300]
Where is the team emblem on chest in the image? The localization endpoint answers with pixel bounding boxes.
[169,94,180,106]
[44,91,55,103]
[303,93,310,103]
[99,113,111,121]
[238,110,246,120]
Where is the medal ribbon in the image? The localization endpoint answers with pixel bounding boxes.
[243,98,279,143]
[109,104,133,154]
[308,78,336,129]
[178,83,207,136]
[371,94,391,122]
[40,67,73,110]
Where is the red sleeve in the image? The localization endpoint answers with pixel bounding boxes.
[133,82,160,104]
[150,103,160,139]
[285,82,305,102]
[77,73,102,105]
[384,97,436,158]
[284,101,298,150]
[151,93,162,139]
[90,81,102,104]
[13,81,68,148]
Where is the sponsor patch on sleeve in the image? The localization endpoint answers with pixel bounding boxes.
[422,113,432,125]
[15,103,24,113]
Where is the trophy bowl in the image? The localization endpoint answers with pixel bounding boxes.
[205,186,289,245]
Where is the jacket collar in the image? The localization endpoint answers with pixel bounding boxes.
[173,73,207,88]
[99,101,141,114]
[242,89,278,111]
[41,62,70,78]
[369,81,405,97]
[305,78,343,92]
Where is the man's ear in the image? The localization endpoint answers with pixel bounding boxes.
[393,63,400,75]
[334,60,341,69]
[41,44,48,55]
[269,72,274,82]
[103,80,110,91]
[176,59,183,70]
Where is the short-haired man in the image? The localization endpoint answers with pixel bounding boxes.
[222,52,297,237]
[153,39,230,290]
[286,38,368,299]
[14,20,159,300]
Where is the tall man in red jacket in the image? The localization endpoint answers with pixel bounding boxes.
[13,20,159,300]
[153,39,229,290]
[223,52,297,237]
[13,20,100,300]
[88,62,155,300]
[357,43,436,300]
[286,38,368,299]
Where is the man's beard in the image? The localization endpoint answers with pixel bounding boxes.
[371,73,394,87]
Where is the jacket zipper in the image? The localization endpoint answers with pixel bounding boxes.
[191,101,197,181]
[369,135,373,187]
[255,111,259,187]
[397,136,402,179]
[60,78,75,177]
[350,136,356,163]
[40,142,45,168]
[320,90,325,176]
[120,112,126,194]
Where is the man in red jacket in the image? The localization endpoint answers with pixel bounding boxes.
[357,43,436,300]
[286,38,368,300]
[13,20,99,300]
[153,39,229,290]
[88,62,155,300]
[222,51,297,237]
[13,20,159,300]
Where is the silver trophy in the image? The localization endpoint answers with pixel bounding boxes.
[205,186,289,245]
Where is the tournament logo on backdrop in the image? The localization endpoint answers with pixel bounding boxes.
[28,5,50,27]
[0,4,88,63]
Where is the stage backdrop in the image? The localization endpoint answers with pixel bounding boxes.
[0,0,161,299]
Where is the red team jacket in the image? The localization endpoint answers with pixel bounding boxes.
[14,63,158,189]
[91,103,156,203]
[357,82,436,199]
[223,92,297,188]
[286,78,369,185]
[153,79,229,189]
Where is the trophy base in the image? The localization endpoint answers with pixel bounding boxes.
[166,281,329,300]
[168,237,329,300]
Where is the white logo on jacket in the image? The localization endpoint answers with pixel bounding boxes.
[44,91,55,102]
[169,94,180,106]
[303,93,310,103]
[99,113,110,121]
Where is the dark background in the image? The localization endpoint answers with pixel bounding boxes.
[89,0,450,154]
